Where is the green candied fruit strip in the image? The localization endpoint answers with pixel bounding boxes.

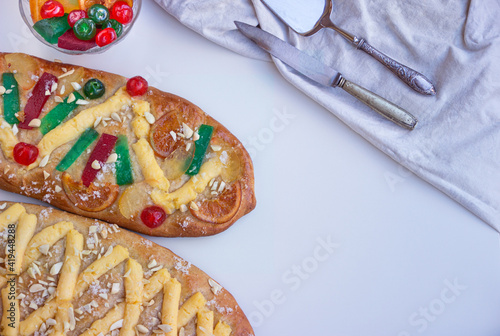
[33,14,71,45]
[186,124,214,176]
[40,91,84,135]
[2,73,20,125]
[56,128,99,172]
[114,135,134,185]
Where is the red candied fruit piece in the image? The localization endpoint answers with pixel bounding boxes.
[126,76,148,97]
[68,10,88,27]
[81,133,118,187]
[13,142,39,166]
[58,30,97,51]
[18,72,58,130]
[141,206,167,228]
[41,0,65,19]
[95,28,117,47]
[110,1,134,24]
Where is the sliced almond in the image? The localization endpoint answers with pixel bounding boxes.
[91,160,101,170]
[106,153,118,163]
[71,82,82,90]
[28,118,41,128]
[144,111,156,124]
[50,262,63,275]
[67,93,76,103]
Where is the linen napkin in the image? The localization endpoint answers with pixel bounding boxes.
[153,0,500,231]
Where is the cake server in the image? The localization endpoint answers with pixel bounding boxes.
[261,0,436,96]
[235,21,418,130]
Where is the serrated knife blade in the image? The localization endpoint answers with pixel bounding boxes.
[235,21,418,130]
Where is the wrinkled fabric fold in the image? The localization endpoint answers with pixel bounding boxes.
[153,0,500,231]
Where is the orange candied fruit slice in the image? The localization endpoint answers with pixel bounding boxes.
[62,172,119,212]
[190,182,242,224]
[150,111,185,158]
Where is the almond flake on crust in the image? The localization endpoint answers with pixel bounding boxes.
[211,144,222,151]
[71,82,82,90]
[208,278,223,295]
[76,99,89,105]
[182,123,194,139]
[58,68,75,79]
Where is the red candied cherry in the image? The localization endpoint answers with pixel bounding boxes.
[141,206,167,228]
[110,1,134,24]
[13,142,39,166]
[40,0,65,19]
[96,28,117,47]
[126,76,148,96]
[68,10,88,27]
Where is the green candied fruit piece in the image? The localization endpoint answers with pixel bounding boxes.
[102,19,123,37]
[186,124,214,176]
[40,91,84,135]
[114,135,134,185]
[56,128,99,172]
[33,14,71,44]
[83,78,105,100]
[1,73,20,125]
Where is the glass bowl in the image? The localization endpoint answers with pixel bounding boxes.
[19,0,141,55]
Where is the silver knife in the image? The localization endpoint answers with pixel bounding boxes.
[234,21,418,130]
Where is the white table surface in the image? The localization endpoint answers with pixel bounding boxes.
[2,1,500,335]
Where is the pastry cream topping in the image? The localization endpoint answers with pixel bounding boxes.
[121,259,143,336]
[31,87,132,169]
[0,204,233,336]
[0,114,18,160]
[131,100,151,138]
[132,138,170,192]
[151,157,223,214]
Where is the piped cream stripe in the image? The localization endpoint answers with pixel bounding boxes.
[178,292,207,328]
[119,259,144,336]
[214,321,232,336]
[74,245,129,294]
[53,229,84,336]
[0,115,18,160]
[161,278,181,336]
[0,204,25,231]
[197,309,214,336]
[12,213,37,275]
[132,138,170,192]
[21,221,74,272]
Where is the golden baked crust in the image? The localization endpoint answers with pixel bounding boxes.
[0,52,256,237]
[0,202,255,336]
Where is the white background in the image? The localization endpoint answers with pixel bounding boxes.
[2,1,500,335]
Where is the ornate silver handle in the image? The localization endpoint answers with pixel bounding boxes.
[355,38,436,96]
[321,19,436,96]
[337,76,418,130]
